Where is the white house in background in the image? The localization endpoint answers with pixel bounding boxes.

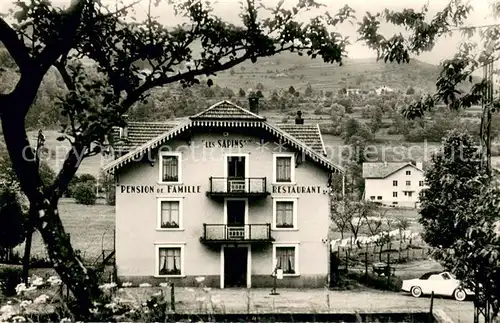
[375,86,395,95]
[346,88,361,96]
[362,161,427,208]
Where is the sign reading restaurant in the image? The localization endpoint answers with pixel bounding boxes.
[272,185,328,194]
[120,185,202,194]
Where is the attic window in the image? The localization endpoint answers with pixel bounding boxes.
[159,152,182,184]
[273,153,295,183]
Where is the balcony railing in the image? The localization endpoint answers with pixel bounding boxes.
[200,224,273,244]
[206,177,269,198]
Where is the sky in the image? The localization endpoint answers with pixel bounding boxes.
[0,0,498,65]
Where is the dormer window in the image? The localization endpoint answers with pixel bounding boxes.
[159,152,182,184]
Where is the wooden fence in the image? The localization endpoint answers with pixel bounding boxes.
[334,241,431,273]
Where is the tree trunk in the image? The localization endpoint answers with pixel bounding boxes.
[22,226,33,284]
[0,100,101,318]
[36,201,101,318]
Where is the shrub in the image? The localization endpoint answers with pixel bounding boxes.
[0,266,22,296]
[73,182,97,205]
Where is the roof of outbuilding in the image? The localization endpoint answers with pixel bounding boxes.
[362,162,424,179]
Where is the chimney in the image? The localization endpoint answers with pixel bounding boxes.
[416,161,423,170]
[119,114,128,139]
[248,96,259,114]
[295,111,304,124]
[384,161,387,167]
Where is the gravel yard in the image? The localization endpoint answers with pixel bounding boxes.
[121,286,473,323]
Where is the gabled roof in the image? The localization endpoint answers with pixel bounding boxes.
[189,100,266,121]
[103,100,343,174]
[362,162,424,179]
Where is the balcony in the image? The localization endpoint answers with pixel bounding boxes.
[206,177,270,200]
[200,224,274,244]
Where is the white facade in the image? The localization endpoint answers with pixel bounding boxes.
[375,86,395,95]
[363,163,426,208]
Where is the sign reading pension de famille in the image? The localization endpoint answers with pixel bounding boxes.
[120,185,201,194]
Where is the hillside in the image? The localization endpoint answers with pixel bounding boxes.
[132,52,442,94]
[204,53,441,94]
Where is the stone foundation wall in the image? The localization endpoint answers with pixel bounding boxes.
[118,274,327,288]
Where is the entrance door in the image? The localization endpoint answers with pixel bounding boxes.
[227,156,246,192]
[226,200,246,240]
[224,247,248,288]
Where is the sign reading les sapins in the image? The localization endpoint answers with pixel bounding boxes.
[202,139,252,148]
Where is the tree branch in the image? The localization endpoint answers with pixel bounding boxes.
[35,0,87,76]
[0,18,33,72]
[54,61,76,91]
[46,143,86,205]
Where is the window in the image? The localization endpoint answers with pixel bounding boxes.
[157,198,183,230]
[408,192,413,197]
[406,170,411,175]
[273,153,295,183]
[370,196,375,200]
[273,244,299,276]
[159,152,182,183]
[419,181,424,187]
[393,180,398,186]
[377,196,382,200]
[155,245,184,277]
[273,199,297,230]
[406,181,411,186]
[392,202,398,205]
[393,192,398,197]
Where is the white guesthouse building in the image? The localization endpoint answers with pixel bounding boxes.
[362,161,427,208]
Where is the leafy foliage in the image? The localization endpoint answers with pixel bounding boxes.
[0,266,22,297]
[73,182,97,206]
[0,186,25,249]
[419,129,485,249]
[419,129,500,318]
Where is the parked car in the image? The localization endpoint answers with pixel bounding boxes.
[401,271,474,301]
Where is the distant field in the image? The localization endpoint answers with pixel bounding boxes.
[25,130,113,177]
[14,199,115,262]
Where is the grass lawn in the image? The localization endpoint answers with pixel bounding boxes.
[14,199,115,262]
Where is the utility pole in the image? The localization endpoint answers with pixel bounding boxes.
[480,60,494,177]
[474,60,494,323]
[22,130,45,284]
